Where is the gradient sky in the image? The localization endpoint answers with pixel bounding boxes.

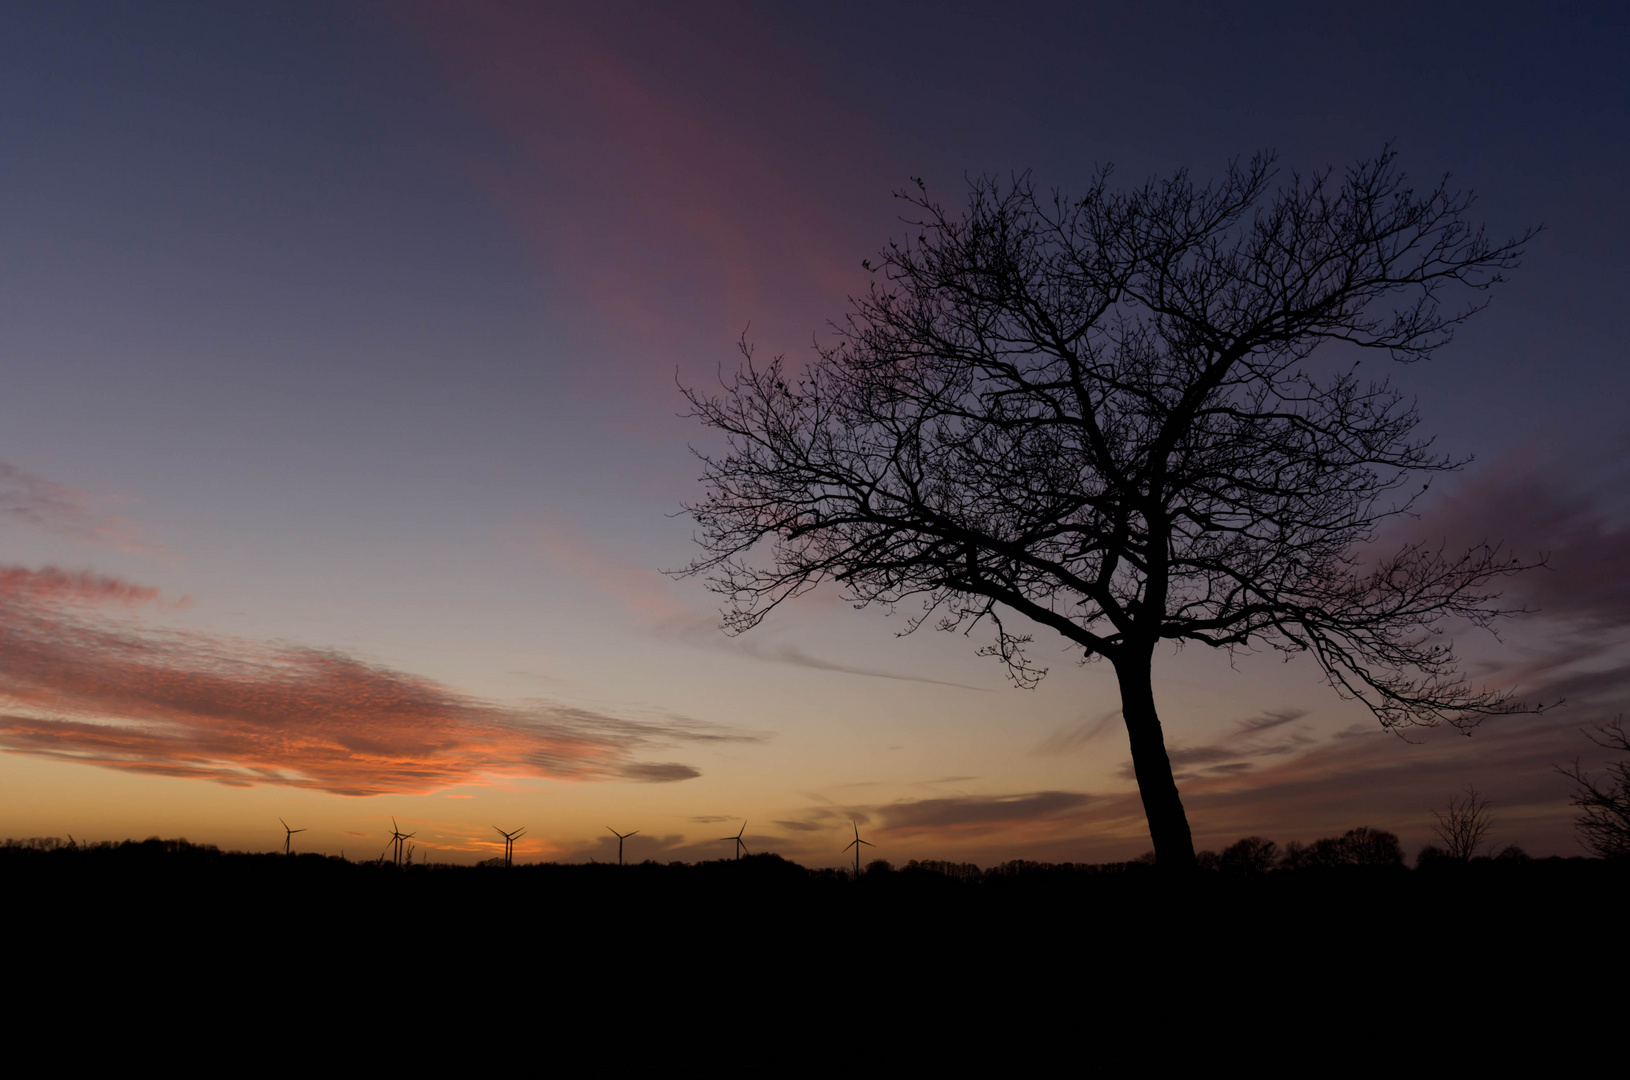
[1,1,1625,866]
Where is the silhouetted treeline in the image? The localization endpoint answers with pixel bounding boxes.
[2,830,1612,895]
[5,832,1617,1040]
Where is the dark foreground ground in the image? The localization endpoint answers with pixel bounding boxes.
[5,839,1617,1044]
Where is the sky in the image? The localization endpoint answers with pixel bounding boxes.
[0,0,1625,866]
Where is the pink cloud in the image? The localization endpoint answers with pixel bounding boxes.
[405,2,887,392]
[0,463,160,554]
[0,565,737,795]
[1411,445,1630,630]
[518,524,695,630]
[514,522,992,690]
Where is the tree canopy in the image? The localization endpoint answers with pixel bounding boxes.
[680,151,1536,865]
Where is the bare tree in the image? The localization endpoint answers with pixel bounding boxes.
[679,151,1537,867]
[1557,717,1630,858]
[1431,786,1495,861]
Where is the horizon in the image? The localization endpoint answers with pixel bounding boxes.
[1,2,1626,869]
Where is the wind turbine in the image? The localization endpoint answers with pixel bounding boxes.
[279,818,306,856]
[721,822,749,861]
[384,817,416,867]
[607,826,638,866]
[844,821,874,877]
[493,825,526,867]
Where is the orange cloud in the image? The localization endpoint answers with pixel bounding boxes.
[0,565,161,606]
[0,565,736,795]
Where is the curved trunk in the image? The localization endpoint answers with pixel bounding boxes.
[1114,647,1196,869]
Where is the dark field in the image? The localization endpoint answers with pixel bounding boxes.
[7,838,1616,987]
[4,837,1609,1051]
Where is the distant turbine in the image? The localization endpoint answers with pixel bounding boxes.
[844,821,874,877]
[279,817,307,856]
[493,825,526,868]
[720,821,749,861]
[383,817,417,868]
[607,826,638,867]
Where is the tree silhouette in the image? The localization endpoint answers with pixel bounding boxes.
[1430,786,1495,861]
[1281,828,1404,869]
[1219,836,1279,874]
[680,151,1535,867]
[1558,717,1630,858]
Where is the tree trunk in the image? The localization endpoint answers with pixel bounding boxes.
[1114,648,1197,870]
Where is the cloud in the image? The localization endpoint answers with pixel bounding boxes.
[515,523,992,690]
[406,2,882,391]
[876,791,1099,834]
[770,708,1610,862]
[727,638,992,691]
[618,762,701,783]
[1162,713,1605,853]
[1095,706,1318,783]
[0,463,159,553]
[1235,709,1308,736]
[1034,710,1122,755]
[1395,450,1630,717]
[1413,445,1630,630]
[0,565,161,607]
[0,564,740,796]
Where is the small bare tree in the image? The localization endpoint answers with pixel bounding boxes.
[1431,786,1495,861]
[1557,717,1630,858]
[680,151,1537,867]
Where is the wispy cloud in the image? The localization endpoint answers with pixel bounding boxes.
[1235,709,1308,736]
[1034,709,1122,755]
[1401,450,1630,715]
[767,790,1110,848]
[408,2,880,390]
[1413,444,1630,631]
[876,791,1100,834]
[0,463,159,553]
[763,710,1605,862]
[515,523,992,690]
[0,564,742,796]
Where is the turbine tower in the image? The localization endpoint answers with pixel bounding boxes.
[279,818,306,856]
[844,821,874,877]
[721,822,749,861]
[493,825,526,868]
[384,817,416,867]
[607,826,638,867]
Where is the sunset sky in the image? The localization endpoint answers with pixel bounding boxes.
[1,1,1625,866]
